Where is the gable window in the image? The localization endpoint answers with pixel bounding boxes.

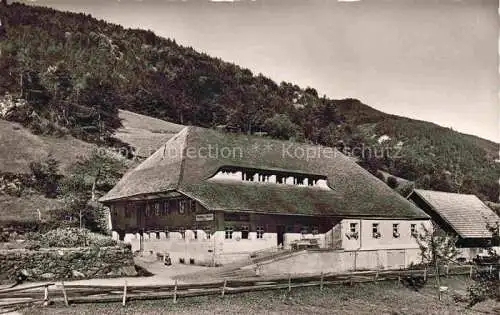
[256,226,264,239]
[225,226,233,239]
[372,223,381,239]
[410,224,417,237]
[393,223,400,238]
[241,225,249,239]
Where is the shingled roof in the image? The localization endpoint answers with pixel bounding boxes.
[410,189,500,238]
[100,126,429,219]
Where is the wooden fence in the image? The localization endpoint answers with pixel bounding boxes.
[0,264,498,311]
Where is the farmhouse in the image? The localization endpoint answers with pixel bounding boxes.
[407,189,500,260]
[100,126,430,266]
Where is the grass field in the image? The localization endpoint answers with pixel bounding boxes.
[18,276,499,315]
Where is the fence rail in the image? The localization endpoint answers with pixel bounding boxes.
[0,264,498,310]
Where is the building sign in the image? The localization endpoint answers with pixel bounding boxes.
[196,214,214,222]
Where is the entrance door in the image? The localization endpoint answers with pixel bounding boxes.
[276,225,285,247]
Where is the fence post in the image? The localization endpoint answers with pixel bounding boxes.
[469,265,473,279]
[173,280,178,304]
[122,280,127,307]
[445,265,449,278]
[489,265,492,274]
[43,284,49,306]
[423,267,427,281]
[374,269,379,283]
[288,274,292,292]
[61,281,69,306]
[320,272,324,291]
[221,279,227,298]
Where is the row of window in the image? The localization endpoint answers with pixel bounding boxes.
[224,226,265,239]
[121,200,197,218]
[223,225,320,240]
[349,223,418,239]
[143,228,213,240]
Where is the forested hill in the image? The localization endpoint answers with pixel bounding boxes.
[0,2,499,201]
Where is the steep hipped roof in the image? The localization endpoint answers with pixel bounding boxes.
[101,126,429,219]
[411,189,499,238]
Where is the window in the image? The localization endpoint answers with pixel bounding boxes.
[191,200,197,213]
[205,228,212,240]
[193,230,198,240]
[312,226,319,235]
[125,204,132,218]
[410,224,417,237]
[179,200,186,214]
[346,222,359,240]
[162,201,169,216]
[145,203,152,217]
[153,202,160,216]
[241,225,249,239]
[349,223,358,233]
[372,223,381,239]
[393,223,400,238]
[301,225,309,235]
[179,227,185,239]
[256,226,264,239]
[225,226,233,239]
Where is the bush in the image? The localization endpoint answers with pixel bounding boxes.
[25,227,116,248]
[387,176,399,189]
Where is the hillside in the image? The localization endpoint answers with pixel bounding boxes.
[0,2,499,202]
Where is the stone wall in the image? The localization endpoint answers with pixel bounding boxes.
[0,246,137,282]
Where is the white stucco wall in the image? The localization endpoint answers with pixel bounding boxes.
[340,219,431,251]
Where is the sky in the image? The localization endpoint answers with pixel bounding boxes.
[29,0,500,142]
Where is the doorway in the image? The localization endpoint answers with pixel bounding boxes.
[276,225,285,247]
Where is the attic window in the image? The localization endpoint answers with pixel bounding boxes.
[211,166,329,188]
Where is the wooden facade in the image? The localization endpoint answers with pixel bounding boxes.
[111,195,339,245]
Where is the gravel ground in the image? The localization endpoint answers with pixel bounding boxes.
[17,276,499,315]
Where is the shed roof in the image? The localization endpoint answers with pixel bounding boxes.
[411,189,499,238]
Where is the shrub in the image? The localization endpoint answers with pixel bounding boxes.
[25,227,116,248]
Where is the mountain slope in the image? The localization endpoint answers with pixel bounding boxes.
[0,2,498,202]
